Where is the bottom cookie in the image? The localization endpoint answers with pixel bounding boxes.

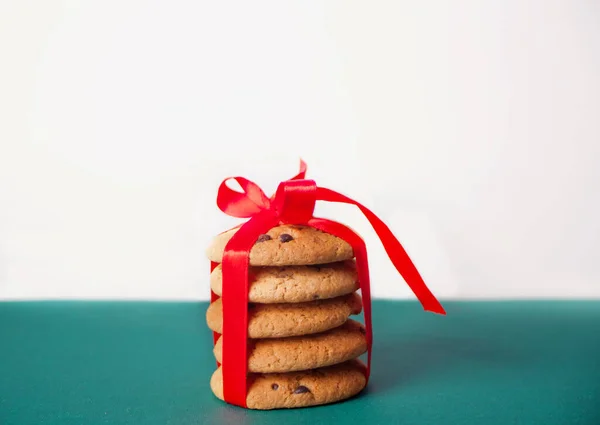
[210,359,367,410]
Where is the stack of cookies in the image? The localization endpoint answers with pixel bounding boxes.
[206,224,368,410]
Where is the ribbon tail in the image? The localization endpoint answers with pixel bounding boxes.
[316,188,446,315]
[288,159,307,180]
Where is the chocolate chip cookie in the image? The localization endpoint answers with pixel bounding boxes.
[210,359,367,409]
[206,293,362,338]
[210,260,358,303]
[214,320,367,373]
[206,225,354,266]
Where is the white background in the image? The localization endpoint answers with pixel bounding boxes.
[1,1,599,301]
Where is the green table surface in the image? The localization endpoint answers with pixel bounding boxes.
[1,301,599,425]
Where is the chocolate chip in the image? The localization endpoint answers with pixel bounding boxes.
[293,386,310,394]
[359,327,366,334]
[312,294,320,300]
[278,233,293,243]
[271,383,279,390]
[248,303,255,309]
[256,234,272,243]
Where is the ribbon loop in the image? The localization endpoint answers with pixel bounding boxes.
[217,177,270,218]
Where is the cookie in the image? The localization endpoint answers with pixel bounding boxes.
[206,293,362,338]
[210,359,367,409]
[206,224,354,266]
[210,261,359,304]
[214,319,367,373]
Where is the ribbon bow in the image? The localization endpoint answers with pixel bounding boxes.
[212,160,445,408]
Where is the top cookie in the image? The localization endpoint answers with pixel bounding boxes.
[206,225,354,266]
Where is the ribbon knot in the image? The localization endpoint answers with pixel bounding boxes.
[217,160,313,222]
[213,160,445,408]
[272,179,317,224]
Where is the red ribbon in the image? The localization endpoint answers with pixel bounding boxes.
[211,160,445,408]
